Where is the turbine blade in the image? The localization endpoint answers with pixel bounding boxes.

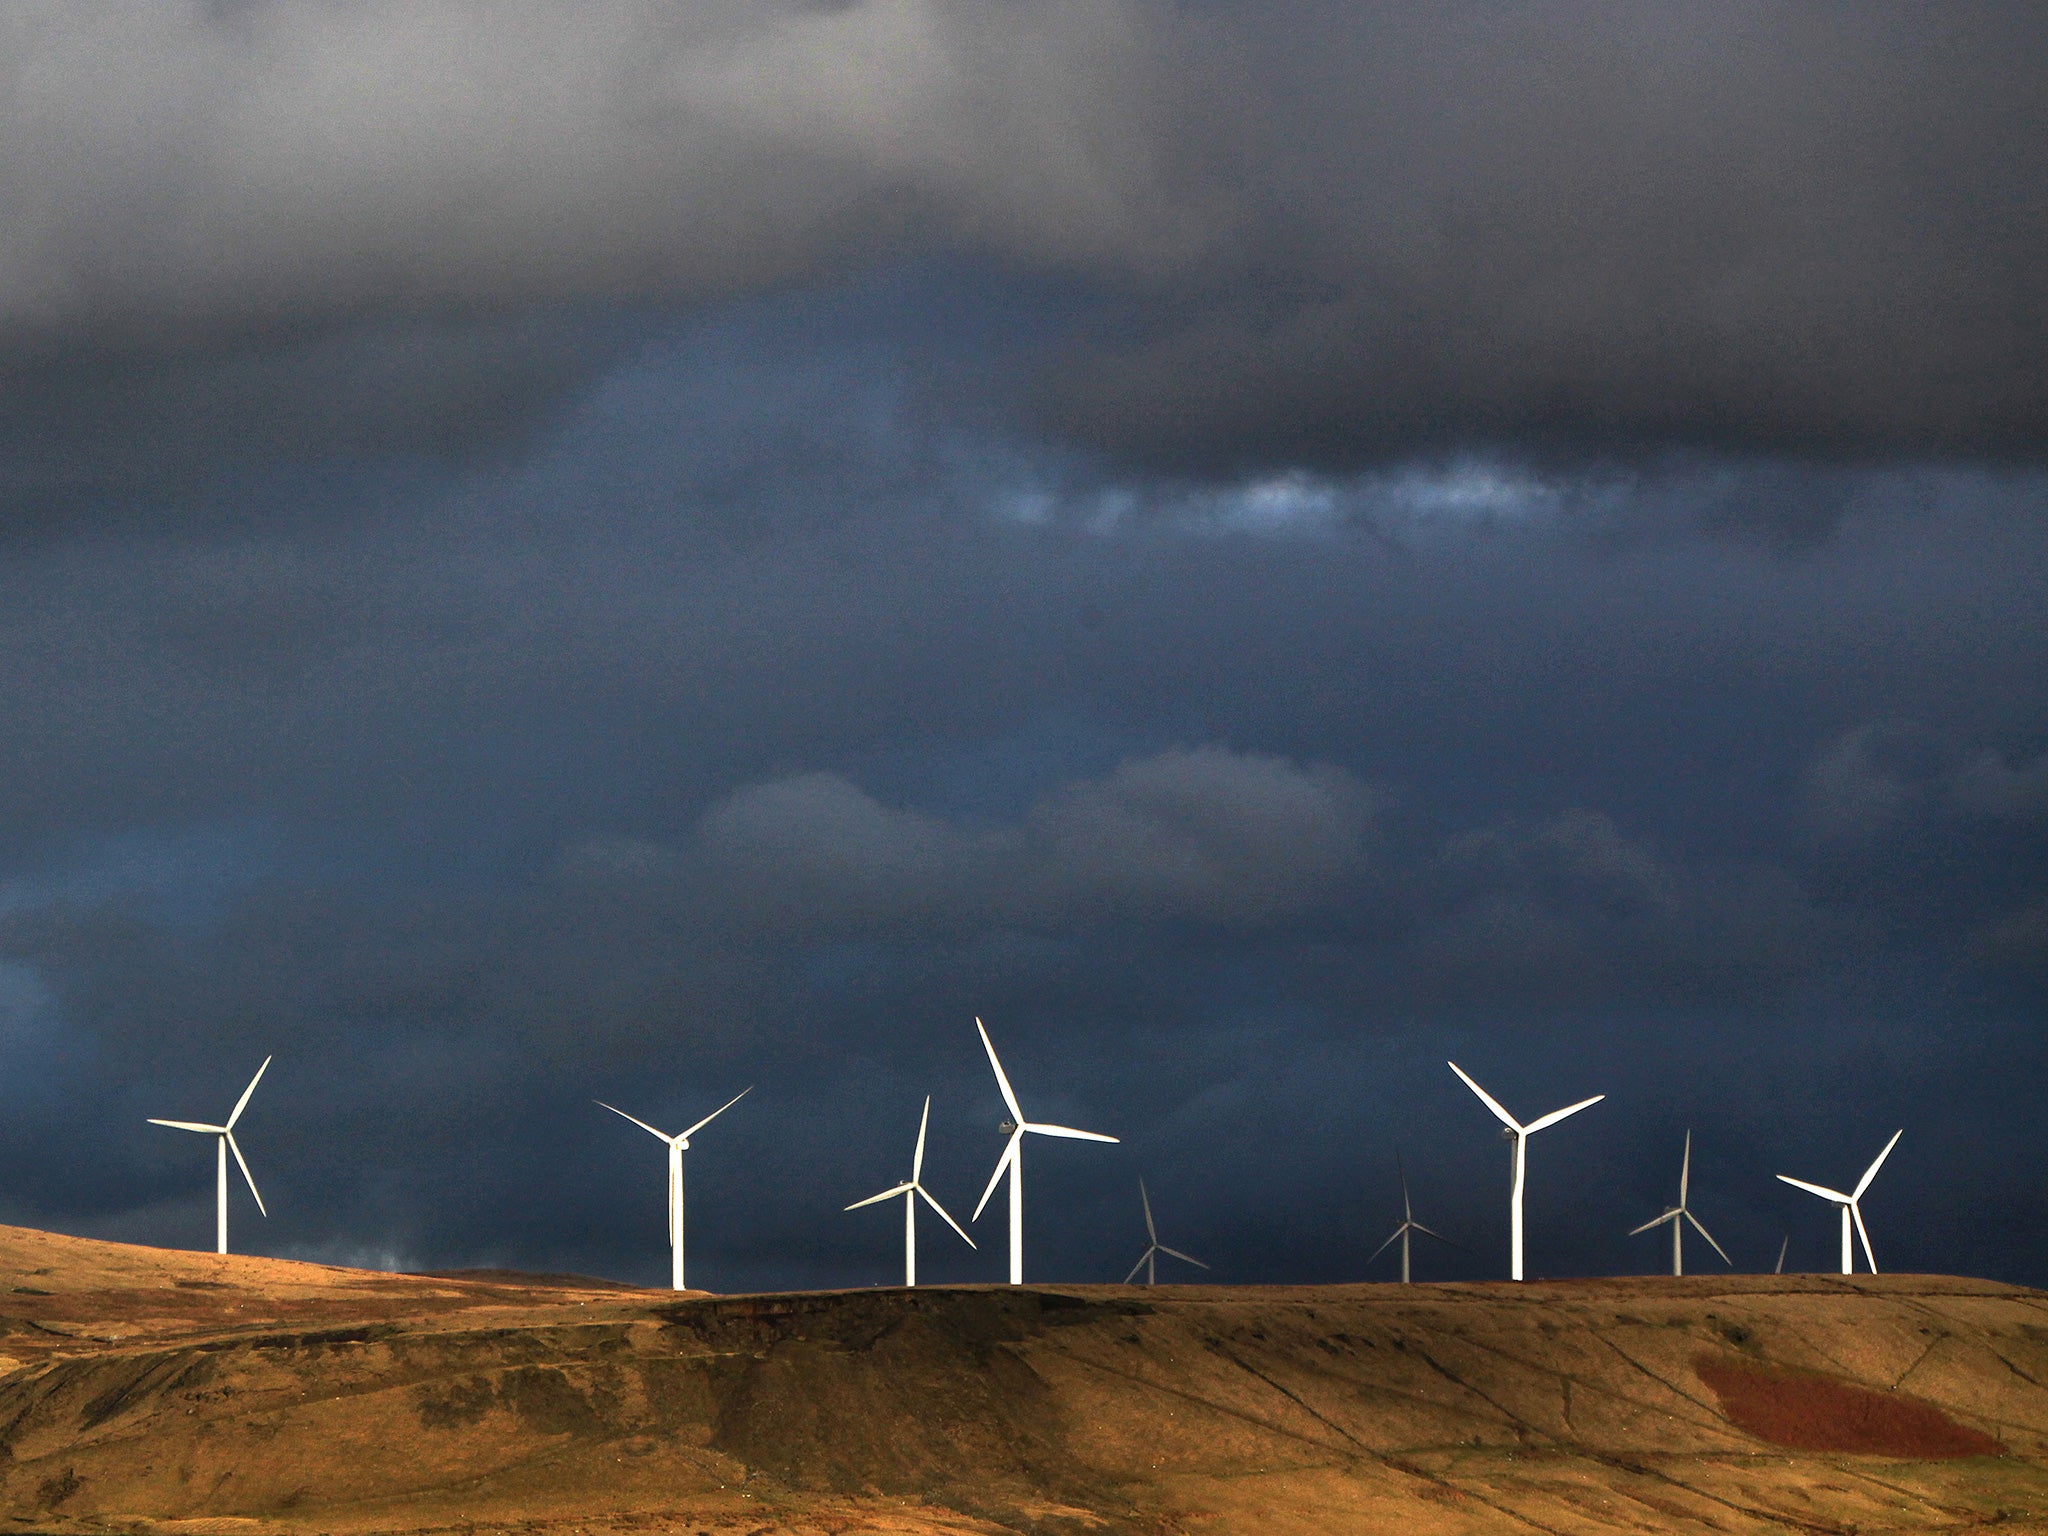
[1446,1061,1522,1132]
[1367,1227,1405,1266]
[226,1056,272,1130]
[1023,1122,1118,1143]
[1852,1128,1903,1201]
[1123,1251,1151,1285]
[1409,1221,1467,1251]
[1776,1174,1850,1203]
[1140,1178,1156,1243]
[226,1132,266,1218]
[1158,1246,1209,1270]
[1685,1208,1733,1266]
[1679,1129,1692,1207]
[845,1182,913,1212]
[1524,1094,1605,1134]
[680,1086,751,1141]
[1853,1203,1877,1273]
[1398,1151,1412,1221]
[912,1095,931,1183]
[148,1119,225,1134]
[596,1101,674,1142]
[975,1017,1024,1123]
[1628,1208,1680,1237]
[916,1184,976,1248]
[972,1134,1019,1222]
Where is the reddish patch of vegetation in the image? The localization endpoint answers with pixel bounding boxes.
[1695,1353,2003,1458]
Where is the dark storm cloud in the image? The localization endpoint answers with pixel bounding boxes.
[1391,809,1837,1011]
[0,0,1190,517]
[0,129,2042,1295]
[0,314,625,521]
[6,2,2046,524]
[1952,746,2048,822]
[1044,3,2048,472]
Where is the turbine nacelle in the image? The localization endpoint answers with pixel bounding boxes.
[970,1017,1118,1285]
[845,1095,976,1287]
[596,1086,751,1290]
[1447,1059,1603,1282]
[1123,1178,1208,1286]
[1627,1131,1730,1275]
[1775,1129,1901,1275]
[147,1055,272,1256]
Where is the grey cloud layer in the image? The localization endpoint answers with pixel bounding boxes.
[5,2,2043,491]
[0,0,1182,338]
[700,747,1373,933]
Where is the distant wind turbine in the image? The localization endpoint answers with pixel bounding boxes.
[1776,1129,1902,1275]
[597,1087,750,1291]
[970,1017,1118,1285]
[1368,1153,1463,1283]
[845,1096,975,1286]
[1448,1061,1604,1281]
[1123,1178,1208,1285]
[1628,1130,1730,1276]
[148,1056,271,1256]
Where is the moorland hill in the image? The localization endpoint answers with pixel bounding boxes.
[0,1225,2043,1533]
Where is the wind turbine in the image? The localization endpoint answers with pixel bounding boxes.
[1776,1129,1902,1275]
[148,1056,271,1255]
[1448,1060,1604,1281]
[845,1096,975,1286]
[970,1017,1118,1284]
[1368,1153,1462,1283]
[596,1087,750,1291]
[1628,1130,1730,1276]
[1123,1178,1208,1285]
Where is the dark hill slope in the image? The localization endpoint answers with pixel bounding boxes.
[0,1229,2045,1532]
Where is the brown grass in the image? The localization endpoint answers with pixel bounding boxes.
[1695,1351,2006,1458]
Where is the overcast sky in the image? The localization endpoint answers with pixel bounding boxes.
[0,2,2043,1292]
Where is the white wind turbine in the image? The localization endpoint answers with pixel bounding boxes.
[1368,1154,1462,1284]
[1776,1129,1902,1275]
[970,1017,1118,1285]
[1123,1178,1208,1285]
[148,1056,271,1256]
[1628,1130,1730,1276]
[597,1087,751,1291]
[845,1096,976,1286]
[1448,1060,1604,1281]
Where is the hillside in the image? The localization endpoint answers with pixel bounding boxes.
[0,1227,2045,1533]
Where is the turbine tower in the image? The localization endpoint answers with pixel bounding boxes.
[1628,1130,1730,1276]
[1123,1178,1208,1285]
[970,1017,1117,1284]
[1776,1129,1902,1275]
[596,1087,750,1291]
[1368,1153,1462,1283]
[148,1055,271,1255]
[1448,1060,1603,1281]
[845,1096,975,1286]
